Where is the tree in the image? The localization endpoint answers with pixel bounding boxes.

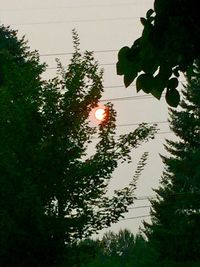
[144,63,200,266]
[117,0,200,107]
[0,26,156,266]
[77,229,158,267]
[101,229,135,257]
[99,229,150,267]
[0,25,49,267]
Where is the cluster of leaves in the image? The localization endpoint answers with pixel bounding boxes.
[144,62,200,266]
[0,25,156,266]
[117,0,200,107]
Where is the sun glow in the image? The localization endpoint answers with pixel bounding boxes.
[89,105,108,125]
[94,108,106,121]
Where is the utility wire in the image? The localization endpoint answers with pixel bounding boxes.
[46,63,116,69]
[92,131,173,141]
[128,205,151,210]
[122,190,200,221]
[40,49,118,57]
[135,196,156,200]
[1,2,139,12]
[92,130,173,141]
[104,85,136,89]
[11,16,139,26]
[119,215,150,221]
[99,95,164,102]
[119,191,200,221]
[116,120,168,128]
[134,191,200,201]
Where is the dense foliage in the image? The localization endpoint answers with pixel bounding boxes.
[144,63,200,266]
[0,25,48,267]
[76,229,158,267]
[117,0,200,107]
[0,25,156,266]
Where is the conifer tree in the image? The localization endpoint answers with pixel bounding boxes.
[144,62,200,266]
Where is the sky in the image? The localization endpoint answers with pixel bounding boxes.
[0,0,180,236]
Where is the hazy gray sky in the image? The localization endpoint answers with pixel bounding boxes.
[0,0,177,236]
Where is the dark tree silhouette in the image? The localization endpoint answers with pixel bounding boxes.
[76,229,158,267]
[0,26,156,266]
[144,63,200,266]
[117,0,200,107]
[0,25,48,267]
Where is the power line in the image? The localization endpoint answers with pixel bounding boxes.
[46,62,115,69]
[92,131,173,141]
[123,192,200,223]
[128,205,151,210]
[119,214,150,221]
[135,196,156,201]
[117,120,168,128]
[134,191,200,201]
[11,16,139,26]
[94,120,170,132]
[115,192,200,222]
[99,94,164,102]
[104,85,136,89]
[1,2,139,12]
[38,75,165,102]
[40,49,118,57]
[92,130,172,141]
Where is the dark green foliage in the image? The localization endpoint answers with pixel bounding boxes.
[144,63,200,265]
[0,25,49,267]
[0,26,156,266]
[77,229,158,267]
[165,88,180,107]
[99,229,157,267]
[117,0,200,106]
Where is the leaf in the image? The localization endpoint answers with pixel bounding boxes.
[116,61,124,75]
[117,46,130,61]
[159,64,173,81]
[146,9,154,18]
[124,72,137,88]
[173,68,180,77]
[136,73,153,93]
[165,88,180,107]
[167,77,178,89]
[151,87,163,100]
[151,74,166,99]
[140,17,147,26]
[133,37,141,46]
[141,56,158,74]
[128,45,140,60]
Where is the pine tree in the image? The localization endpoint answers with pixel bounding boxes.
[144,63,200,266]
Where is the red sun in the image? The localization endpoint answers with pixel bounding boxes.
[94,108,106,121]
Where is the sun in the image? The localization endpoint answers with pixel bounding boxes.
[94,107,106,121]
[89,105,108,125]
